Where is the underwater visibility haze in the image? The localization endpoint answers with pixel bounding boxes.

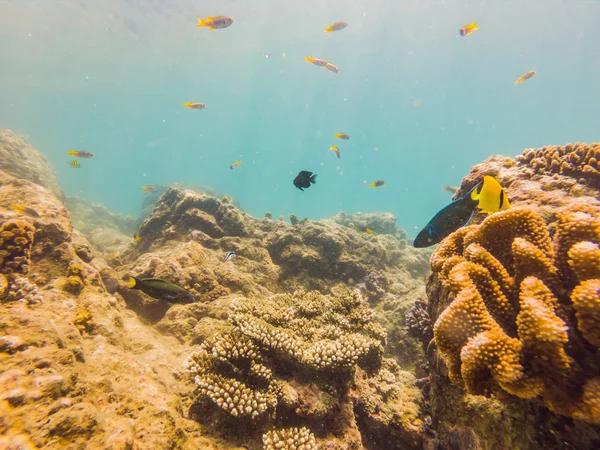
[2,1,600,449]
[1,0,599,233]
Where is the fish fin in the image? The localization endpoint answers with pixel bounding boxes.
[472,21,478,28]
[465,210,476,225]
[208,27,216,31]
[324,28,331,34]
[128,277,138,288]
[196,17,209,27]
[310,174,317,183]
[183,102,192,108]
[305,56,312,62]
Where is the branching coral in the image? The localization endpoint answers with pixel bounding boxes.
[229,289,385,371]
[184,289,389,445]
[430,206,600,423]
[515,142,600,186]
[262,426,317,450]
[0,219,35,275]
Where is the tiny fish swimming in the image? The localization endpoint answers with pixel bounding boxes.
[184,102,206,110]
[230,160,242,170]
[142,185,156,192]
[67,150,94,159]
[369,180,385,188]
[224,251,235,261]
[325,21,348,34]
[197,16,234,31]
[329,146,341,159]
[67,160,81,168]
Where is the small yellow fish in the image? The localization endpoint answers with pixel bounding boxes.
[196,16,234,31]
[324,62,340,73]
[460,21,478,36]
[329,146,341,159]
[230,160,242,170]
[289,245,294,251]
[514,70,536,85]
[325,21,348,34]
[369,180,385,188]
[362,227,375,234]
[184,102,206,110]
[305,56,328,67]
[67,160,81,168]
[10,204,40,217]
[335,133,350,140]
[142,185,156,192]
[67,150,94,159]
[133,234,141,242]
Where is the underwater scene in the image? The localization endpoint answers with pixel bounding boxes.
[1,0,599,449]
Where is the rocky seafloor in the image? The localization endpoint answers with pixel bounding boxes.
[1,129,599,450]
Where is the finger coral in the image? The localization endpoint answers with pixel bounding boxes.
[515,142,600,187]
[0,219,35,275]
[430,206,600,423]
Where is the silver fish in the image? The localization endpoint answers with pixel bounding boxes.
[224,251,235,262]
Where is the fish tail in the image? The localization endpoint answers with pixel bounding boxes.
[304,56,313,62]
[66,150,76,156]
[196,17,209,27]
[472,21,478,28]
[310,174,317,183]
[128,276,139,289]
[183,102,193,108]
[324,27,331,34]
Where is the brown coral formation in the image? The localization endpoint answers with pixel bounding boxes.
[430,206,600,423]
[516,142,600,187]
[0,219,35,275]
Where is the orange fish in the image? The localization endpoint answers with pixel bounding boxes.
[369,180,385,188]
[196,16,234,31]
[142,185,156,192]
[325,21,348,34]
[184,102,206,110]
[230,160,242,170]
[514,70,536,85]
[329,146,341,159]
[133,234,141,243]
[335,133,350,140]
[362,227,375,234]
[459,21,478,36]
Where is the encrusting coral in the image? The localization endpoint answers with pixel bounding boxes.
[0,219,35,275]
[430,205,600,423]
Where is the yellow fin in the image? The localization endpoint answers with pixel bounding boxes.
[477,176,508,214]
[184,102,192,108]
[472,21,478,29]
[128,277,137,288]
[196,17,208,27]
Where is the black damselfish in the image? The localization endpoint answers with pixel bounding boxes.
[127,276,195,303]
[293,170,317,191]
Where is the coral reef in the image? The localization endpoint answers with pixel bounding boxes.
[430,207,600,421]
[185,289,423,448]
[515,142,600,188]
[405,299,433,345]
[0,219,35,275]
[262,427,316,450]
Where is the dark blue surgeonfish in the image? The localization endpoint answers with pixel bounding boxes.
[413,176,510,248]
[127,276,195,303]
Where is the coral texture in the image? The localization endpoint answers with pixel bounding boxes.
[0,219,35,275]
[515,142,600,187]
[430,206,600,423]
[262,427,317,450]
[185,289,423,448]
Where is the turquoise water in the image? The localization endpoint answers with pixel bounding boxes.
[1,0,599,235]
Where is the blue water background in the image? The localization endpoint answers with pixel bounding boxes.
[1,0,599,235]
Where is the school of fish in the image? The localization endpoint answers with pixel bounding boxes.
[58,14,535,300]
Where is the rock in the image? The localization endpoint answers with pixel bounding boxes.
[48,402,99,439]
[0,129,64,200]
[0,335,27,353]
